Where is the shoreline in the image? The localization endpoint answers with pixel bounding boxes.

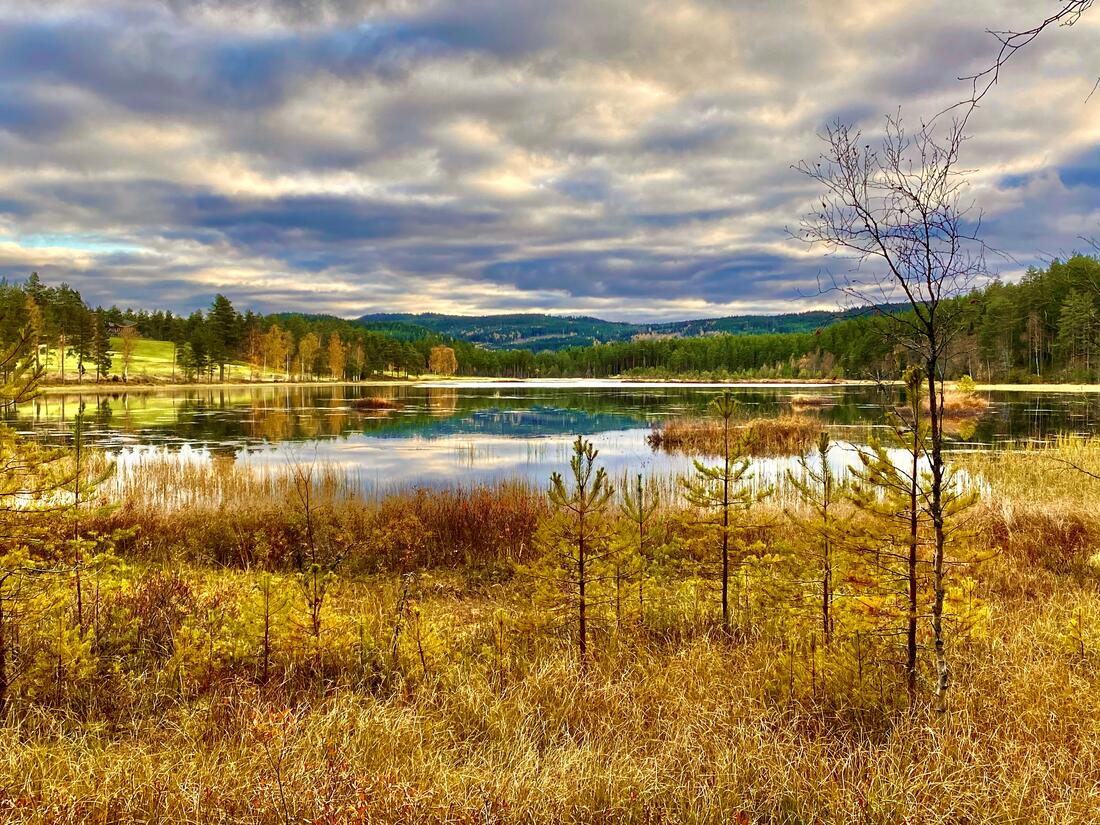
[31,375,1100,396]
[33,376,502,395]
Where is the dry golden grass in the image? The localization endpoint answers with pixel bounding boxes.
[789,393,834,410]
[923,390,990,419]
[649,415,821,456]
[1,569,1098,824]
[99,461,545,569]
[5,439,1100,822]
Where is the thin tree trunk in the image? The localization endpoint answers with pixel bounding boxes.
[927,353,950,712]
[822,465,832,645]
[0,581,7,720]
[721,411,730,629]
[908,397,920,708]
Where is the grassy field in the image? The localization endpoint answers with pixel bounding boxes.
[1,434,1099,822]
[41,336,259,382]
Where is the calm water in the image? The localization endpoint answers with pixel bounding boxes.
[10,380,1100,490]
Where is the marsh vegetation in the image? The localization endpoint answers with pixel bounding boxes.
[4,358,1100,822]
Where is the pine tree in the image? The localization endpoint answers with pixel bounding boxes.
[68,305,94,384]
[681,393,769,629]
[208,294,240,382]
[847,371,983,710]
[1057,289,1097,376]
[0,325,79,716]
[527,436,616,661]
[92,310,112,381]
[617,474,662,627]
[785,432,844,645]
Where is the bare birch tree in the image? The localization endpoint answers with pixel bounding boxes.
[795,114,987,710]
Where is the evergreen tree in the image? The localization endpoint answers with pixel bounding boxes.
[92,309,112,381]
[69,305,94,383]
[207,294,240,382]
[847,371,983,710]
[1057,289,1097,376]
[785,432,844,646]
[681,393,769,629]
[527,436,616,661]
[617,474,663,627]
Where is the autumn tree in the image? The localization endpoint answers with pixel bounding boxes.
[428,345,458,376]
[263,324,293,379]
[24,296,43,370]
[297,333,321,381]
[326,334,346,381]
[119,325,139,382]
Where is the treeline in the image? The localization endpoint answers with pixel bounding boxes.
[452,317,899,380]
[455,255,1100,382]
[7,256,1100,383]
[963,255,1100,382]
[0,274,458,382]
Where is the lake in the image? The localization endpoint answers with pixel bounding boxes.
[10,380,1100,492]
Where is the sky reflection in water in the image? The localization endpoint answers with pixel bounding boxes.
[12,380,1100,492]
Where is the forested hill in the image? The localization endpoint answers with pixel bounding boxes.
[356,313,637,350]
[356,306,886,351]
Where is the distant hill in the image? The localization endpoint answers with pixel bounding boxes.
[355,312,637,349]
[355,306,887,351]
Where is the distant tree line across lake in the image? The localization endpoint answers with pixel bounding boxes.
[4,255,1100,383]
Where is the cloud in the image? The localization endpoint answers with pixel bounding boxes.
[0,0,1097,320]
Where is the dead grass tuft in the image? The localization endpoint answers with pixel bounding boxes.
[648,414,821,456]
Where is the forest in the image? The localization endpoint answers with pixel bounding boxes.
[6,256,1100,384]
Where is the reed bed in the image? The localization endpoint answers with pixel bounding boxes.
[925,389,990,418]
[98,470,546,570]
[789,393,834,409]
[648,415,822,457]
[353,396,404,411]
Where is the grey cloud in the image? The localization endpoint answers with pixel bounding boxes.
[0,0,1096,317]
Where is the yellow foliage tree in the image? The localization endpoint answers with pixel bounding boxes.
[428,345,458,376]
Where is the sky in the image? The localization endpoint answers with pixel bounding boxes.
[0,0,1097,321]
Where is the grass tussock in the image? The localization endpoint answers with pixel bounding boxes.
[924,389,990,418]
[648,414,821,456]
[353,396,403,411]
[789,393,833,409]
